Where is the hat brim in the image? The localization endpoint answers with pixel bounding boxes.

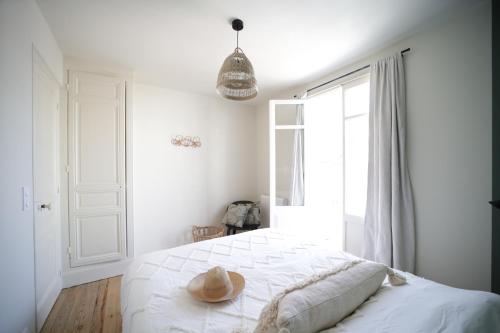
[187,271,245,303]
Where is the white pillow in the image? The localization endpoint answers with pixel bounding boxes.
[255,260,388,333]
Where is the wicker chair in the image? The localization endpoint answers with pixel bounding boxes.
[192,225,224,243]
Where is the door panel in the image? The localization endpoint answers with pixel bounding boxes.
[33,52,61,331]
[77,213,121,259]
[76,191,120,209]
[68,71,126,267]
[77,99,119,183]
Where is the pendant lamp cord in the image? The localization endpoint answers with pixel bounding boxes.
[236,31,239,49]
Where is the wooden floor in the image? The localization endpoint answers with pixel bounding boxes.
[41,276,122,333]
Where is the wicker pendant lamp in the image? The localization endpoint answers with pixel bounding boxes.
[216,19,258,101]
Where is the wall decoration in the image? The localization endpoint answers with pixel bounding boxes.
[171,135,202,148]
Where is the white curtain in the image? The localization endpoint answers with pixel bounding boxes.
[363,54,415,273]
[289,95,306,206]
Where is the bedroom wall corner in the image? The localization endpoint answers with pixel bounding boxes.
[133,84,258,255]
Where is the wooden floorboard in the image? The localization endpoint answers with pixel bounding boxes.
[40,276,122,333]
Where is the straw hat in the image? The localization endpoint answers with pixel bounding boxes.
[187,266,245,302]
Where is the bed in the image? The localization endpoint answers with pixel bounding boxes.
[121,228,500,332]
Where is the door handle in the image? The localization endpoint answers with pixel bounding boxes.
[40,203,51,210]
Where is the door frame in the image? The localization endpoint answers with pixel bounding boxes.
[492,1,500,294]
[32,47,62,332]
[59,59,134,286]
[67,70,127,267]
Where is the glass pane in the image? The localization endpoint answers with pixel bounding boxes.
[275,129,304,206]
[345,114,369,217]
[307,87,343,241]
[344,80,369,117]
[275,104,304,126]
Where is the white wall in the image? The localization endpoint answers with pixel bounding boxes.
[0,0,63,332]
[256,1,492,291]
[133,84,258,255]
[405,1,491,291]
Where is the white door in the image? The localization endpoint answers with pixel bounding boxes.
[33,51,61,331]
[269,100,308,233]
[68,70,127,267]
[269,98,344,249]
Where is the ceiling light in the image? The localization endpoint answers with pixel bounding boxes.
[216,19,258,101]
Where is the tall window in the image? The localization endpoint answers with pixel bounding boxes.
[343,77,370,223]
[307,75,370,238]
[269,75,370,250]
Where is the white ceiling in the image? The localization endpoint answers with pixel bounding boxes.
[38,0,477,104]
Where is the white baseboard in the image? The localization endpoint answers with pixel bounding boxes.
[36,277,62,332]
[62,259,132,288]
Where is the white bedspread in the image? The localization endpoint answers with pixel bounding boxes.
[121,229,500,333]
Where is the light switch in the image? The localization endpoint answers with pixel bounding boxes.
[22,186,31,211]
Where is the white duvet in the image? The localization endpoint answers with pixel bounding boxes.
[121,229,500,333]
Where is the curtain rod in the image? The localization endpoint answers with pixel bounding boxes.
[306,48,411,94]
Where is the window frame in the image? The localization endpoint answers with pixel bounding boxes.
[307,72,370,248]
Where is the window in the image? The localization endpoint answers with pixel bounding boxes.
[343,77,370,222]
[307,87,343,240]
[307,75,370,231]
[269,75,370,249]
